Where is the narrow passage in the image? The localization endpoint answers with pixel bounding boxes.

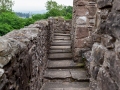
[41,29,89,90]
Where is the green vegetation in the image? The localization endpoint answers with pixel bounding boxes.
[0,0,73,36]
[0,12,35,36]
[0,0,13,13]
[0,0,35,36]
[32,0,73,20]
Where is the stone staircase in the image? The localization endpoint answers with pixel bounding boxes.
[41,29,89,90]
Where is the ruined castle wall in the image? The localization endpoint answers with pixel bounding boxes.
[0,18,72,90]
[48,17,72,42]
[0,20,49,90]
[73,0,120,90]
[72,0,97,62]
[87,0,120,90]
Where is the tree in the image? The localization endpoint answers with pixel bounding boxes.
[46,0,58,11]
[45,0,64,16]
[0,12,35,36]
[62,6,73,19]
[45,0,72,19]
[0,0,14,12]
[32,14,46,21]
[0,23,13,36]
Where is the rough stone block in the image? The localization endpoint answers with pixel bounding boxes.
[115,40,120,59]
[112,0,120,11]
[77,0,87,6]
[74,48,90,57]
[87,6,97,16]
[76,16,87,25]
[92,34,101,42]
[91,43,107,66]
[76,6,89,16]
[0,68,4,77]
[89,18,95,24]
[97,68,119,90]
[97,0,112,9]
[75,39,86,48]
[101,35,115,49]
[100,9,109,19]
[75,27,89,39]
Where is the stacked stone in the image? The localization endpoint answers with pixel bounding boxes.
[84,0,120,90]
[72,0,97,62]
[49,17,72,42]
[0,20,49,90]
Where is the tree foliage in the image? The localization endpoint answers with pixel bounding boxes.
[0,12,35,36]
[0,0,14,12]
[45,0,72,19]
[0,0,36,36]
[46,0,58,11]
[0,0,73,36]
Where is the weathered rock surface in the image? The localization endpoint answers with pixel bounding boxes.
[73,0,120,90]
[1,0,120,89]
[47,60,84,69]
[41,82,89,90]
[0,20,49,90]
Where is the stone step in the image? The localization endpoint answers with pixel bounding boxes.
[50,46,71,50]
[49,49,71,53]
[54,38,70,40]
[54,30,70,31]
[53,40,71,43]
[48,53,72,60]
[54,30,70,33]
[44,69,89,81]
[47,60,84,69]
[54,33,70,36]
[51,42,71,46]
[41,82,89,90]
[54,36,71,40]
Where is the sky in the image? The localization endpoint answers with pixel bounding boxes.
[12,0,73,13]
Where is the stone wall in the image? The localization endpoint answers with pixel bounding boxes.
[73,0,120,90]
[72,0,97,62]
[87,0,120,90]
[0,17,72,90]
[0,20,49,90]
[48,17,72,42]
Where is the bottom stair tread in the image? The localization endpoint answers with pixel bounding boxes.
[44,69,89,80]
[41,82,89,90]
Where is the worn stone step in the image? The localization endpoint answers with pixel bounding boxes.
[54,38,70,40]
[54,33,70,36]
[54,30,70,31]
[50,46,71,50]
[51,42,71,46]
[47,60,84,69]
[49,49,71,53]
[48,53,72,60]
[53,40,71,43]
[41,82,89,90]
[54,30,70,33]
[44,69,89,81]
[54,36,71,40]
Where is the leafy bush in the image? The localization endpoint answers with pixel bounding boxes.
[0,12,35,36]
